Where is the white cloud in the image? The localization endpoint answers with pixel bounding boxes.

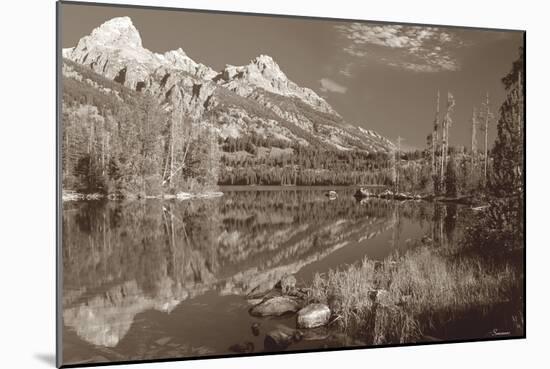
[335,23,462,72]
[319,78,348,94]
[339,63,354,77]
[343,46,367,57]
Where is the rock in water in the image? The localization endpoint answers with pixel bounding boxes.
[297,303,331,329]
[249,296,300,317]
[264,325,303,351]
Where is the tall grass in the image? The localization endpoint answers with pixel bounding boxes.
[307,244,521,345]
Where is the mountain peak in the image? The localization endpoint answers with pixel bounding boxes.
[217,54,337,115]
[249,54,285,77]
[102,16,133,28]
[163,47,187,59]
[251,54,279,68]
[90,16,142,48]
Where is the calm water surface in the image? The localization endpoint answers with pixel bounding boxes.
[61,187,456,365]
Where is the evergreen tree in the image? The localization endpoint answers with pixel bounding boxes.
[491,48,524,197]
[464,49,525,252]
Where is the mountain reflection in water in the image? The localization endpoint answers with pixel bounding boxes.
[62,187,452,364]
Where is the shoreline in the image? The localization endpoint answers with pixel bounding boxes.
[62,187,487,208]
[62,190,224,202]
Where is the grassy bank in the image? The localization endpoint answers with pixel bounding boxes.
[306,243,523,344]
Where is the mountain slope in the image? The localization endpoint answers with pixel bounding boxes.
[62,16,394,154]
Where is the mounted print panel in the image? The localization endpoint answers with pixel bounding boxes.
[57,1,525,367]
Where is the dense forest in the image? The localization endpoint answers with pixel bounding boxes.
[62,60,220,198]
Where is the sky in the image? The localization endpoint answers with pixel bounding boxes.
[60,3,524,150]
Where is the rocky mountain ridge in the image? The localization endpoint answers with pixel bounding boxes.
[63,16,394,153]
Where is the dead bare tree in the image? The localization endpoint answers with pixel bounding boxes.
[439,92,455,192]
[478,92,494,185]
[163,96,192,187]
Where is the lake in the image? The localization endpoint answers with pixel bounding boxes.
[61,186,461,365]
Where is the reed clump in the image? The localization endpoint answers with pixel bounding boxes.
[306,244,521,344]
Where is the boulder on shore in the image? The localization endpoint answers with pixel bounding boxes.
[264,325,303,351]
[249,296,300,317]
[297,303,331,329]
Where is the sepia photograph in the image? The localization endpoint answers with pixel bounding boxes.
[57,1,525,367]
